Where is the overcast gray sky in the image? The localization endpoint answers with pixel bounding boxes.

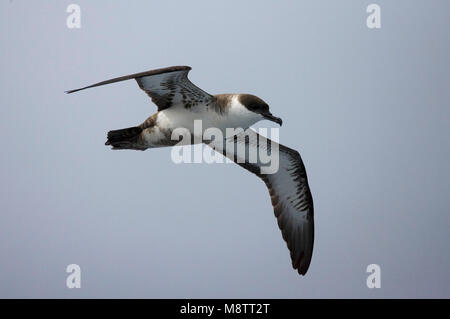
[0,1,449,298]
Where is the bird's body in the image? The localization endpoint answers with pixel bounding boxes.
[67,66,314,275]
[127,94,265,150]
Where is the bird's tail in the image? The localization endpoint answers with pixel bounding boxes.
[105,126,145,150]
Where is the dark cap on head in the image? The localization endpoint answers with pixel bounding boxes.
[239,94,269,113]
[238,94,282,126]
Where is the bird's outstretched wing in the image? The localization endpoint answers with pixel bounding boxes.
[208,128,314,275]
[66,66,214,111]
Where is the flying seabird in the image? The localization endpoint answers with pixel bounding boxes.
[66,66,314,275]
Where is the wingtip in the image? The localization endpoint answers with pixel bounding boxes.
[296,264,309,276]
[293,252,311,276]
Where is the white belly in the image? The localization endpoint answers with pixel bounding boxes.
[156,98,262,138]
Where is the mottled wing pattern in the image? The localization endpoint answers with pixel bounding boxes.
[66,66,214,111]
[208,129,314,275]
[136,68,213,111]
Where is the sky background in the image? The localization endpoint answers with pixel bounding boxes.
[0,1,449,298]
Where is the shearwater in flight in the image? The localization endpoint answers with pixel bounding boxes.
[66,66,314,275]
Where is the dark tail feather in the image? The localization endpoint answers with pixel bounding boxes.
[105,126,144,149]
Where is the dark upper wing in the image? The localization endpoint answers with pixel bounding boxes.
[208,129,314,275]
[65,66,214,111]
